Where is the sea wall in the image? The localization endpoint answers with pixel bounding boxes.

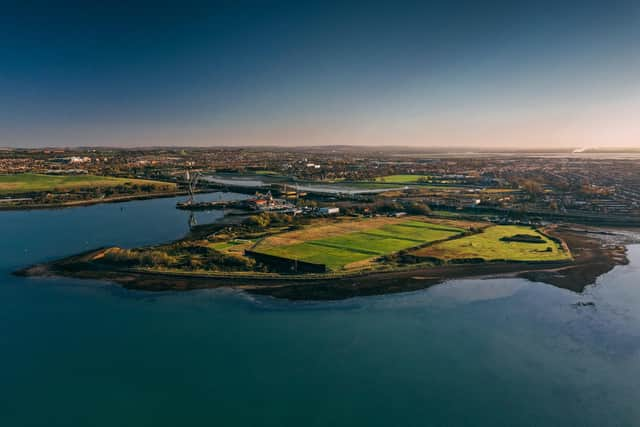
[244,250,327,273]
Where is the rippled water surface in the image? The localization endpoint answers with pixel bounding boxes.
[1,196,639,426]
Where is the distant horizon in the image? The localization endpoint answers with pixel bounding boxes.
[4,144,640,153]
[2,1,639,148]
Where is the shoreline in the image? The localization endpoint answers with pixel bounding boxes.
[0,188,240,211]
[14,225,632,300]
[0,191,186,211]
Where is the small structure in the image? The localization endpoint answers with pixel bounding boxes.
[247,191,292,211]
[319,207,340,215]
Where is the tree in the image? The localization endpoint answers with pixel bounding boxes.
[246,213,270,228]
[406,202,432,215]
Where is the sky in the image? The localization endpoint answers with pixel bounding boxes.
[1,0,639,149]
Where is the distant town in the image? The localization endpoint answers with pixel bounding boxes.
[2,146,640,227]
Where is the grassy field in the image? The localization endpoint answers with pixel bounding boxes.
[253,219,466,270]
[372,175,517,193]
[412,225,571,262]
[209,239,254,254]
[0,173,176,195]
[338,182,403,190]
[374,174,430,183]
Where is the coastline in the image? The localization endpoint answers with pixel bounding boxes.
[14,225,632,300]
[0,191,189,211]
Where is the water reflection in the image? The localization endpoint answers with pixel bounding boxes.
[2,199,640,426]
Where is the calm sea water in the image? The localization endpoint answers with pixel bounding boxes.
[2,196,640,427]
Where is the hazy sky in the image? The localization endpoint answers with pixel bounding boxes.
[1,0,639,148]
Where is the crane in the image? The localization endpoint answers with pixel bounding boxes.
[185,170,201,205]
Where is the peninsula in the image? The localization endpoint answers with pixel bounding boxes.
[16,213,629,300]
[0,173,178,209]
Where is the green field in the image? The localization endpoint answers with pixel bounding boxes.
[0,173,176,195]
[414,225,571,262]
[374,174,431,183]
[209,241,240,251]
[367,176,470,191]
[339,182,402,190]
[255,220,465,270]
[261,243,370,270]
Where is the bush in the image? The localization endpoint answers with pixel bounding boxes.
[246,213,274,228]
[139,251,178,267]
[245,212,294,229]
[101,248,139,266]
[406,202,432,215]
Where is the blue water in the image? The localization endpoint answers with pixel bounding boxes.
[2,197,640,426]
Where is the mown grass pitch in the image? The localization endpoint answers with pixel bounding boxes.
[412,225,571,262]
[253,220,466,270]
[256,243,369,270]
[0,173,176,195]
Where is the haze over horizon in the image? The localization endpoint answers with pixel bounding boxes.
[2,1,639,149]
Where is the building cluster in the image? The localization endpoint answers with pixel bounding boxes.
[3,147,640,220]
